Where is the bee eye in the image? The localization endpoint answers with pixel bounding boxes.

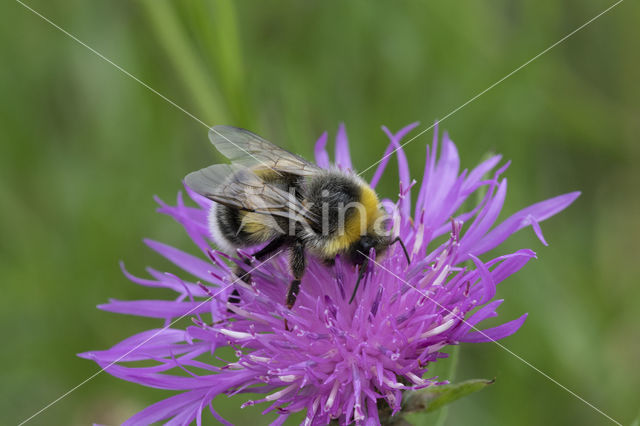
[349,236,376,265]
[362,236,375,249]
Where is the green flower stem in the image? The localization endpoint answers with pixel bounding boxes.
[433,345,460,426]
[139,0,228,124]
[184,0,251,125]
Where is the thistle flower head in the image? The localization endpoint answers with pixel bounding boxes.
[80,123,579,425]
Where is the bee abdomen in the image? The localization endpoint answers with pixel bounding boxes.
[208,203,285,253]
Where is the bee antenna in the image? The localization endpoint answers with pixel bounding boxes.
[392,236,411,265]
[349,257,369,304]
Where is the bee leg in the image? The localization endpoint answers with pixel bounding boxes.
[228,288,242,304]
[284,240,305,330]
[229,236,288,309]
[392,236,411,265]
[287,240,306,308]
[227,264,249,313]
[228,259,252,311]
[254,235,288,262]
[286,279,302,310]
[233,260,253,284]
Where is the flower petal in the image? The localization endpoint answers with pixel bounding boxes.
[469,192,581,256]
[144,239,217,284]
[460,179,507,257]
[334,123,353,171]
[98,299,209,319]
[382,123,418,216]
[123,389,212,426]
[78,328,195,362]
[370,122,419,189]
[314,131,330,169]
[459,313,528,343]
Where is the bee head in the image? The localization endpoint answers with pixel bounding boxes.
[346,225,409,304]
[346,232,396,304]
[348,234,392,265]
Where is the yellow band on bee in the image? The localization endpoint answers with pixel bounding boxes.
[322,185,382,257]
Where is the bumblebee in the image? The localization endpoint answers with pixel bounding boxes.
[186,126,409,312]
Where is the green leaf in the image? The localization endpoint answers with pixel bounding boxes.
[403,379,495,414]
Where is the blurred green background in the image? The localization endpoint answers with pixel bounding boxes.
[1,0,638,425]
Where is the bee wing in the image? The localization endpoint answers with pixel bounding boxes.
[185,164,318,225]
[185,163,245,205]
[208,125,321,176]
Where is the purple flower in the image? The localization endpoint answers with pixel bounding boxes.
[80,123,579,425]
